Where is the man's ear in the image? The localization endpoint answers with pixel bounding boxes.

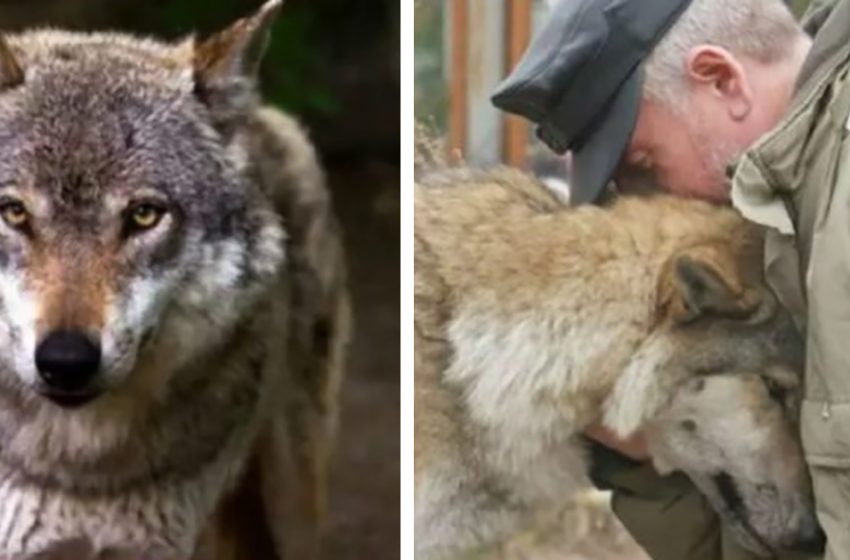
[657,245,760,324]
[192,0,284,120]
[685,45,752,121]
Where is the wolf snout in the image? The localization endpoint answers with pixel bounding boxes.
[789,515,826,554]
[34,330,102,407]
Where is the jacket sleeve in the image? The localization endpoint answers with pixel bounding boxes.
[799,0,840,35]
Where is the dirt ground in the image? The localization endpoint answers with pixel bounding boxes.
[321,160,400,560]
[500,491,650,560]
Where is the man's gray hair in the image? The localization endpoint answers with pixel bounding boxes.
[644,0,805,109]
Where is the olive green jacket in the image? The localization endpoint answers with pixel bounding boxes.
[731,0,850,327]
[732,1,850,555]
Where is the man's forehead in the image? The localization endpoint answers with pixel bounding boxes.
[622,97,686,156]
[630,98,659,142]
[612,161,658,193]
[612,105,661,191]
[618,112,651,166]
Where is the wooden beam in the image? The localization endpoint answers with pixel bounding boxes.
[466,0,506,166]
[503,0,532,167]
[448,0,468,162]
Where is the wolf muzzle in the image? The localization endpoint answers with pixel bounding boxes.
[35,329,102,408]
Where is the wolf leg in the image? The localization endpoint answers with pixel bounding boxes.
[256,413,320,560]
[259,295,350,560]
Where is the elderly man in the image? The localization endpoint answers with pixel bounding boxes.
[493,0,846,559]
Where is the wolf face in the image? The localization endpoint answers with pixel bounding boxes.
[605,238,821,556]
[651,371,821,556]
[0,3,285,479]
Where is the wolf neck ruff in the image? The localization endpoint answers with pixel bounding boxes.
[491,0,693,204]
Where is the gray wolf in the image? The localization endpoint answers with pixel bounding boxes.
[0,1,349,558]
[414,165,821,558]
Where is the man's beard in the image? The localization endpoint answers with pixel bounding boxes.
[689,116,741,198]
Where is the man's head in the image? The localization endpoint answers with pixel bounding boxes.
[493,0,811,204]
[621,0,810,201]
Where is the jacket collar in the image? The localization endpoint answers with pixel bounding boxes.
[731,0,850,233]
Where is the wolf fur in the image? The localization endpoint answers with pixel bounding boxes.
[0,1,349,559]
[414,165,819,559]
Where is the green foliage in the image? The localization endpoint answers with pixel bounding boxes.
[787,0,814,17]
[262,8,341,116]
[130,0,340,116]
[414,2,447,132]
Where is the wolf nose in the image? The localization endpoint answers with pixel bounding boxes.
[790,520,826,554]
[35,330,101,393]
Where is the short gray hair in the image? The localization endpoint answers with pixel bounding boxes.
[644,0,805,109]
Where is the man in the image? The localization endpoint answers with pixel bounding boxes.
[492,0,847,559]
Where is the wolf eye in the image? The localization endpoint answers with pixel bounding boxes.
[126,203,166,233]
[0,200,28,230]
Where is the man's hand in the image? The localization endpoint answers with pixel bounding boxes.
[585,423,650,461]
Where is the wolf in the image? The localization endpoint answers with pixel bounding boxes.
[414,165,823,559]
[0,1,350,559]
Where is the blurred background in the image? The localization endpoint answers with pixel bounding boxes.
[0,1,398,558]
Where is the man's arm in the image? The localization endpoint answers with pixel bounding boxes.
[584,424,650,461]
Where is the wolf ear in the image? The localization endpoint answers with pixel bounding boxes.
[659,247,759,324]
[192,0,283,113]
[0,36,24,90]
